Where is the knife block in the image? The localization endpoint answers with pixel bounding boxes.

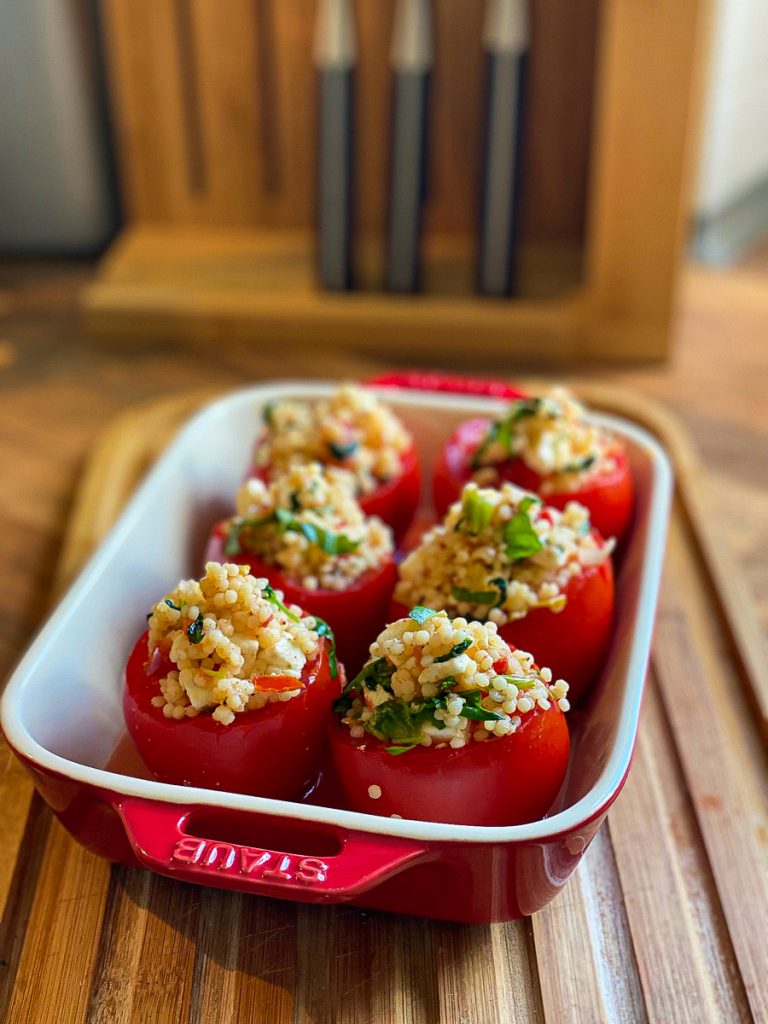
[85,0,710,362]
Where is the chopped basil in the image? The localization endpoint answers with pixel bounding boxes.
[262,583,300,622]
[452,586,498,604]
[457,488,494,535]
[328,439,360,460]
[353,657,396,693]
[458,691,504,722]
[408,605,438,625]
[470,398,542,467]
[223,521,243,556]
[503,674,536,690]
[146,611,152,621]
[385,745,417,755]
[433,638,472,663]
[503,497,543,561]
[274,508,361,556]
[187,613,204,644]
[313,617,338,679]
[164,598,181,611]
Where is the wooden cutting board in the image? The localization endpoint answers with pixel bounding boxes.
[1,386,766,1024]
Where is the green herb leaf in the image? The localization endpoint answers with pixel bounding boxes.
[434,637,472,663]
[459,489,495,535]
[164,598,181,611]
[223,521,243,556]
[458,691,504,722]
[408,605,438,625]
[328,439,360,460]
[262,583,300,622]
[313,617,338,679]
[562,454,597,474]
[385,744,419,755]
[187,613,204,644]
[503,499,543,561]
[470,399,541,468]
[262,400,277,427]
[452,586,498,604]
[274,508,361,556]
[371,700,417,741]
[490,576,508,607]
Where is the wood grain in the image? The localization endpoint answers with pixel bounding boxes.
[2,381,766,1023]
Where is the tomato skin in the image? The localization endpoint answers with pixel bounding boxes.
[207,524,397,676]
[328,705,569,826]
[251,442,421,545]
[123,631,340,799]
[433,417,634,544]
[390,554,614,703]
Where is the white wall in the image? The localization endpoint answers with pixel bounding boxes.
[696,0,768,218]
[0,1,115,251]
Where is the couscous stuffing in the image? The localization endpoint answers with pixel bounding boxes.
[394,482,614,624]
[146,561,322,725]
[253,384,412,495]
[471,386,617,493]
[223,462,394,592]
[334,609,569,753]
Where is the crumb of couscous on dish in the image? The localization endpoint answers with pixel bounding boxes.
[146,561,322,726]
[253,383,412,495]
[221,462,394,592]
[471,386,617,493]
[394,481,613,624]
[334,609,569,753]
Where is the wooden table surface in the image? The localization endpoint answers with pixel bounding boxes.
[1,258,767,1022]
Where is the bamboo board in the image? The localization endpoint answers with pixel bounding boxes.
[1,386,766,1024]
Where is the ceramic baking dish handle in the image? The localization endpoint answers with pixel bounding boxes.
[116,797,428,898]
[368,371,527,399]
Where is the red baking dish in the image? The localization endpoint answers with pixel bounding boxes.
[1,380,672,923]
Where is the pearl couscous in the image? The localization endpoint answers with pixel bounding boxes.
[394,482,613,624]
[335,609,569,753]
[253,384,412,495]
[146,562,322,726]
[223,462,394,592]
[471,386,616,493]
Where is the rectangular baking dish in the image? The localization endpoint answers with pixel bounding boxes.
[1,379,672,923]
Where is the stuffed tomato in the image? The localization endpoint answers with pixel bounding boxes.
[433,387,634,545]
[124,561,341,799]
[393,482,615,702]
[207,463,396,674]
[330,609,570,825]
[250,383,420,542]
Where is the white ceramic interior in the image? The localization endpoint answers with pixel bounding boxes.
[1,382,673,843]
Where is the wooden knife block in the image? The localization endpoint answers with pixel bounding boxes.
[85,0,709,361]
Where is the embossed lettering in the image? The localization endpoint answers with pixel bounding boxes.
[204,842,238,870]
[240,848,272,874]
[172,837,206,864]
[262,854,293,881]
[296,857,329,884]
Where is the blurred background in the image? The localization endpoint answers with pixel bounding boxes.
[0,0,766,364]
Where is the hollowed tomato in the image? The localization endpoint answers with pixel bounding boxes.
[328,703,569,826]
[433,417,634,544]
[123,631,339,799]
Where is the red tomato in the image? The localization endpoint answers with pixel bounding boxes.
[207,523,398,676]
[328,704,569,826]
[390,554,614,703]
[433,417,634,544]
[123,631,339,799]
[251,442,421,545]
